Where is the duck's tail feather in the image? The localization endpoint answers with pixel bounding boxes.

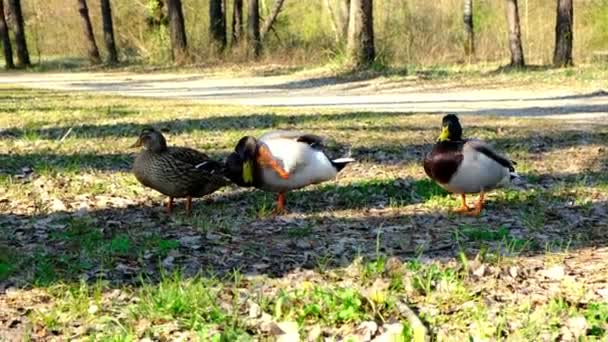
[331,157,356,172]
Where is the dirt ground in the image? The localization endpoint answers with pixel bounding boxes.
[1,70,607,122]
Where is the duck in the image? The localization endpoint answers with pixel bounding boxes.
[423,114,518,216]
[224,130,355,214]
[131,128,230,214]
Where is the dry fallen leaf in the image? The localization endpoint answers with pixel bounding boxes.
[372,322,403,342]
[540,265,565,281]
[356,321,378,341]
[276,321,299,342]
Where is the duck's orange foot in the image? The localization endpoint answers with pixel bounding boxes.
[166,197,174,214]
[453,205,472,214]
[453,194,472,213]
[461,192,485,217]
[271,192,287,216]
[462,207,482,216]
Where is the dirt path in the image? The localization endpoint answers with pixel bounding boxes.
[2,71,608,121]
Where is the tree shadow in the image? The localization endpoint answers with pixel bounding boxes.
[0,152,134,173]
[0,111,423,140]
[490,64,555,74]
[1,125,606,173]
[1,167,606,288]
[2,107,607,142]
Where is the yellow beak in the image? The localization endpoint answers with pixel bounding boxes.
[437,126,450,142]
[242,160,254,184]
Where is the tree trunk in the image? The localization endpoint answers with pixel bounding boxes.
[248,0,261,57]
[209,0,226,49]
[261,0,285,40]
[0,0,14,69]
[100,0,118,64]
[324,0,341,43]
[231,0,243,45]
[7,0,29,67]
[338,0,350,41]
[325,0,350,43]
[77,0,101,64]
[347,0,374,67]
[463,0,474,58]
[506,0,524,67]
[167,0,188,63]
[146,0,167,29]
[553,0,573,67]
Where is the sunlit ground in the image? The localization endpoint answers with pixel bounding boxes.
[1,85,607,340]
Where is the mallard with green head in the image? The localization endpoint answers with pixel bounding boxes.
[224,130,355,214]
[423,114,518,216]
[131,128,230,214]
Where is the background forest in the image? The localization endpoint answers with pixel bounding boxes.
[1,0,607,69]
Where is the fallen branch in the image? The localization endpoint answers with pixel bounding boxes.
[260,0,286,40]
[396,299,430,342]
[59,127,74,143]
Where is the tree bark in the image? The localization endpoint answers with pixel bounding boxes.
[463,0,474,58]
[506,0,524,67]
[231,0,243,45]
[347,0,374,67]
[553,0,573,67]
[167,0,188,63]
[261,0,285,40]
[248,0,261,57]
[77,0,101,64]
[338,0,350,41]
[324,0,341,43]
[325,0,350,44]
[209,0,226,49]
[7,0,29,67]
[0,0,14,69]
[100,0,118,64]
[146,0,168,29]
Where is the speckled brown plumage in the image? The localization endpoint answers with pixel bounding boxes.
[131,128,230,213]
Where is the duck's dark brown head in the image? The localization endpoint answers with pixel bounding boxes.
[131,128,168,153]
[224,136,258,186]
[438,114,463,142]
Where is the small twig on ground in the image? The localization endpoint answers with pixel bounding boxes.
[396,299,430,342]
[59,127,74,143]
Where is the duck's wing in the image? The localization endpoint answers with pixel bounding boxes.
[259,130,325,149]
[150,154,229,191]
[168,146,212,166]
[465,139,515,171]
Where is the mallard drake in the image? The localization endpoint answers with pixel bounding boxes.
[131,128,230,214]
[423,114,518,216]
[224,130,355,214]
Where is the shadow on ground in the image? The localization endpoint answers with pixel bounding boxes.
[1,168,607,289]
[1,122,607,173]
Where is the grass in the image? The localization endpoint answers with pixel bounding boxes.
[1,84,608,340]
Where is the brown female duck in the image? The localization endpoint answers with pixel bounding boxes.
[131,128,230,214]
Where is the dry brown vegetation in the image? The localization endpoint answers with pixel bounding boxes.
[14,0,608,67]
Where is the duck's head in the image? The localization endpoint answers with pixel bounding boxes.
[437,114,463,142]
[130,128,168,152]
[224,136,258,186]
